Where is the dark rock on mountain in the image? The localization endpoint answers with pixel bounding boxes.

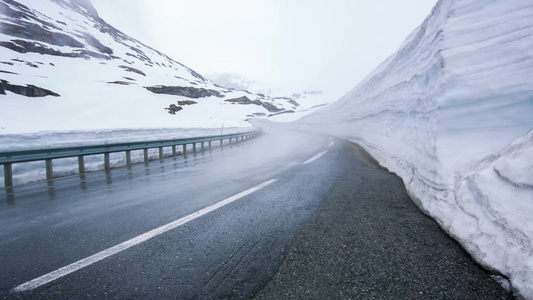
[166,104,183,114]
[146,85,223,98]
[225,96,284,113]
[0,79,60,97]
[119,65,146,76]
[261,101,283,113]
[225,96,261,105]
[107,81,131,85]
[273,96,300,107]
[0,39,110,59]
[82,33,113,55]
[177,100,197,105]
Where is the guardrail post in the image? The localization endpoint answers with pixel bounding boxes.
[159,147,163,159]
[201,142,205,152]
[104,153,110,170]
[183,144,187,156]
[172,145,176,157]
[4,163,13,187]
[220,139,223,147]
[45,159,53,180]
[193,143,196,153]
[208,141,212,150]
[144,149,149,164]
[125,150,131,168]
[78,155,85,174]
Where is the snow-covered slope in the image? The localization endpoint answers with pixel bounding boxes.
[0,0,301,134]
[296,0,533,298]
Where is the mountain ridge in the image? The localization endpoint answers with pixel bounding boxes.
[0,0,303,132]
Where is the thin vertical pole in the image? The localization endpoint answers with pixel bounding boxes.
[126,150,131,167]
[159,147,163,159]
[144,149,149,164]
[45,159,53,180]
[104,153,110,170]
[4,163,13,187]
[78,155,85,174]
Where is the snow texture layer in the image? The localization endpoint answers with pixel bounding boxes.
[296,0,533,298]
[0,0,302,134]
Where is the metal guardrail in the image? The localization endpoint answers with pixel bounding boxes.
[1,130,262,187]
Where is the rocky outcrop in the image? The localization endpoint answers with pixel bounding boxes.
[146,85,223,98]
[0,80,60,97]
[177,100,197,105]
[225,96,284,113]
[119,65,146,76]
[165,104,183,114]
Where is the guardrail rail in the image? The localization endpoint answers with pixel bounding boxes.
[1,130,262,187]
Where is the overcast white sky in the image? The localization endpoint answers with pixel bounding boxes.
[91,0,438,101]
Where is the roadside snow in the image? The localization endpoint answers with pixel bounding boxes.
[296,0,533,297]
[0,126,254,187]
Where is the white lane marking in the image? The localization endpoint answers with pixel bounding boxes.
[12,179,278,293]
[303,151,329,165]
[328,141,334,147]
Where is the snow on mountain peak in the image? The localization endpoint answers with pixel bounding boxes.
[0,0,302,133]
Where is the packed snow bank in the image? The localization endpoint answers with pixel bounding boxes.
[295,0,533,297]
[0,126,254,187]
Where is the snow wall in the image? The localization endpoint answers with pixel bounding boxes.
[295,0,533,298]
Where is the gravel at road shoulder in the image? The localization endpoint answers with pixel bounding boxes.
[255,141,514,299]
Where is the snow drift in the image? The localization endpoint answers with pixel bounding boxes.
[296,0,533,298]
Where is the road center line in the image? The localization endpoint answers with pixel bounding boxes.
[12,179,278,293]
[328,141,335,147]
[303,150,329,165]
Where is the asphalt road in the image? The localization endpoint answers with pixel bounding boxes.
[0,122,513,299]
[0,123,341,299]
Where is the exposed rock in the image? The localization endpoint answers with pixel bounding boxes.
[273,96,300,107]
[146,85,223,98]
[165,104,183,114]
[119,65,146,76]
[0,21,84,48]
[177,100,197,106]
[107,81,131,85]
[225,96,284,113]
[0,40,109,59]
[225,96,261,105]
[82,33,113,55]
[0,79,60,97]
[261,101,284,113]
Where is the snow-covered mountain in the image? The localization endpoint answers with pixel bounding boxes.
[297,0,533,297]
[0,0,301,133]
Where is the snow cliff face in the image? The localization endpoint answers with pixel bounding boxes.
[297,0,533,297]
[0,0,300,133]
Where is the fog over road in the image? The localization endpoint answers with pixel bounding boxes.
[0,121,511,299]
[0,122,340,299]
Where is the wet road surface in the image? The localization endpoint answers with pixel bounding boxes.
[0,122,513,299]
[0,123,341,299]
